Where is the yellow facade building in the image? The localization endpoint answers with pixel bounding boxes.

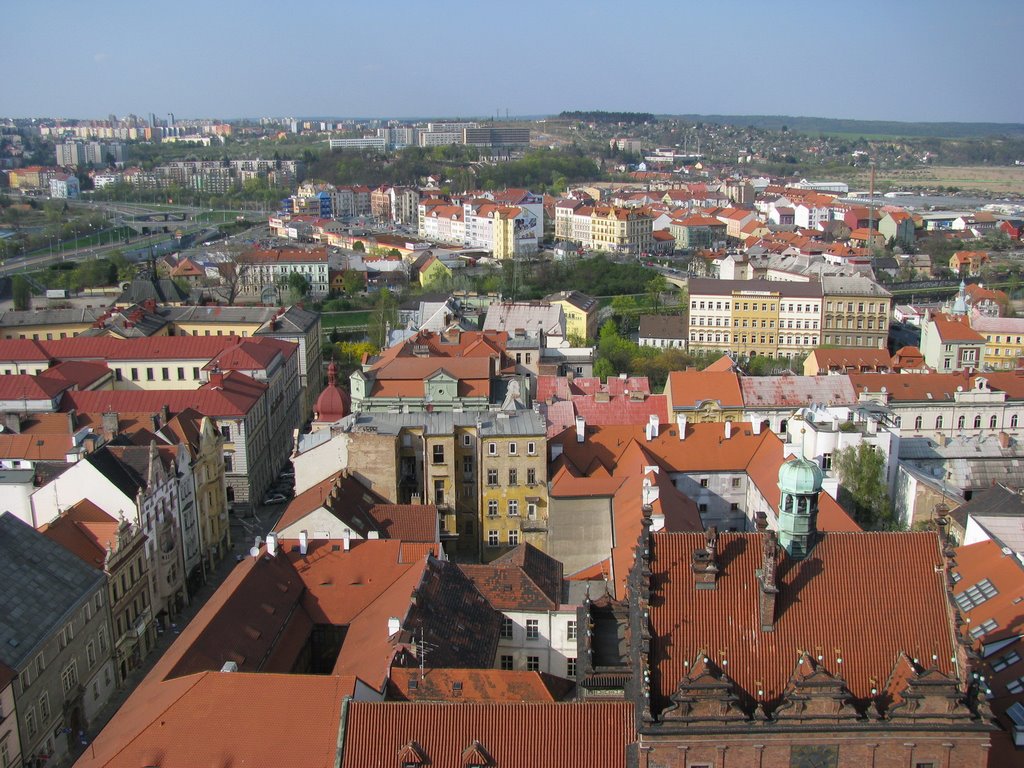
[544,291,599,342]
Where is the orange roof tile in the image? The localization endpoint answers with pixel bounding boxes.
[666,370,743,409]
[648,531,956,714]
[340,701,635,768]
[387,668,573,702]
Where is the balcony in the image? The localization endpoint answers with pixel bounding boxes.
[522,518,548,532]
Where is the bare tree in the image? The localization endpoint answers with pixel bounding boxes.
[217,247,255,306]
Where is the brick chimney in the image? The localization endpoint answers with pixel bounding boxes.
[2,413,21,433]
[691,526,719,590]
[757,531,780,632]
[101,412,119,441]
[209,371,224,389]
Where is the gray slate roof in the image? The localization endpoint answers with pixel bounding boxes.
[0,512,106,669]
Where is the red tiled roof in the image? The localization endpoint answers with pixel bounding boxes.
[370,504,438,543]
[666,370,743,409]
[0,373,69,400]
[850,370,1024,401]
[808,347,892,370]
[461,544,564,611]
[37,335,240,362]
[204,336,296,371]
[39,499,120,569]
[62,370,267,417]
[78,672,355,768]
[36,360,111,389]
[930,313,985,343]
[0,339,50,361]
[387,668,573,702]
[648,531,956,713]
[340,701,635,768]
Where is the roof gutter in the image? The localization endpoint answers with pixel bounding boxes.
[334,695,351,768]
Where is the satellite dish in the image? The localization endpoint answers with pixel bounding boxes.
[249,547,260,558]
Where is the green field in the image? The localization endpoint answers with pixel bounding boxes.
[321,310,372,330]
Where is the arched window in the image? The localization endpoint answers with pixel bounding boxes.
[894,415,902,427]
[974,415,982,429]
[957,415,966,429]
[914,416,923,430]
[936,415,943,429]
[1013,414,1020,428]
[991,415,998,429]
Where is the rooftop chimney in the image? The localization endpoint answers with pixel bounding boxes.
[299,530,308,556]
[724,420,732,439]
[266,532,277,557]
[691,527,719,590]
[387,616,401,637]
[209,371,224,389]
[2,413,21,434]
[575,416,585,443]
[757,531,779,632]
[343,528,351,551]
[676,413,687,440]
[101,411,119,440]
[752,419,761,435]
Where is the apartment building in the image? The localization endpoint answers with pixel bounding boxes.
[554,202,654,255]
[294,409,548,559]
[419,197,541,258]
[0,514,117,768]
[820,275,892,350]
[920,312,985,372]
[687,278,823,358]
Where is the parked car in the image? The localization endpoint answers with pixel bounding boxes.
[262,493,289,506]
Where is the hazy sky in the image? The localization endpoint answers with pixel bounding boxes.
[5,0,1022,123]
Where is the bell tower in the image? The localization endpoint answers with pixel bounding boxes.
[776,434,824,559]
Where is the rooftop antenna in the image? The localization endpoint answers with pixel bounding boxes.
[416,627,438,678]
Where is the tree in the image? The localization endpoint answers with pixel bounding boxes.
[286,272,311,300]
[341,270,364,295]
[367,288,399,349]
[831,443,894,529]
[218,251,254,306]
[352,240,365,253]
[647,274,669,313]
[12,275,31,311]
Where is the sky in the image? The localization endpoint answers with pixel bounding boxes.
[4,0,1023,124]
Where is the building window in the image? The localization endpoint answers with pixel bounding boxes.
[974,415,982,429]
[463,456,473,477]
[956,578,998,611]
[508,469,518,486]
[526,468,536,485]
[177,367,185,380]
[969,618,998,639]
[991,415,999,429]
[994,651,1022,672]
[526,619,539,640]
[526,656,540,672]
[700,478,709,488]
[432,445,444,464]
[567,620,577,641]
[822,453,833,471]
[508,529,519,546]
[1014,415,1020,429]
[500,655,514,671]
[488,442,497,456]
[146,367,154,381]
[130,367,138,381]
[500,617,513,639]
[936,415,944,429]
[487,500,498,517]
[508,499,519,517]
[914,416,923,430]
[25,707,36,738]
[1008,677,1024,695]
[61,660,79,694]
[527,441,536,455]
[161,367,170,381]
[220,425,231,441]
[731,477,741,488]
[224,454,233,472]
[957,415,966,429]
[487,530,499,547]
[487,469,498,485]
[87,640,96,669]
[433,479,445,506]
[508,442,517,455]
[698,503,708,513]
[527,503,538,519]
[730,502,739,511]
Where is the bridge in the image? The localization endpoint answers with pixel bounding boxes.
[122,211,189,234]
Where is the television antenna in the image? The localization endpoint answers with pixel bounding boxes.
[415,627,438,678]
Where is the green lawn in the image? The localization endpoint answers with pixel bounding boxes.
[321,310,372,329]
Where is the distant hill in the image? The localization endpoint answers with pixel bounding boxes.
[665,114,1024,139]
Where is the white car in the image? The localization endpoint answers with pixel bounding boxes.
[262,493,288,506]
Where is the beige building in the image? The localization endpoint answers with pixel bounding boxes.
[820,276,892,349]
[687,278,823,359]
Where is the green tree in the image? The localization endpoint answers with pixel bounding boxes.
[286,272,311,299]
[831,443,894,529]
[352,240,365,253]
[341,270,364,295]
[647,274,669,313]
[12,275,31,311]
[367,288,399,349]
